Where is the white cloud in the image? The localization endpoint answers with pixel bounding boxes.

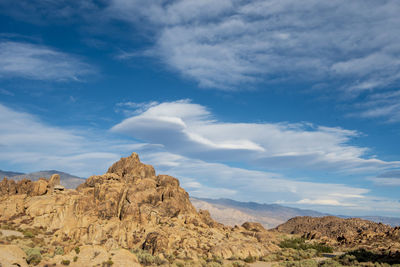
[112,100,400,172]
[1,102,399,215]
[297,199,355,207]
[352,90,400,122]
[108,0,400,91]
[0,104,121,177]
[115,101,159,116]
[134,149,400,216]
[369,178,400,186]
[369,170,400,186]
[0,41,95,81]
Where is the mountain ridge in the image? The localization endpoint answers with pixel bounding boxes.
[192,197,400,228]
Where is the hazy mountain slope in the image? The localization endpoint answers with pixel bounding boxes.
[192,197,400,228]
[354,216,400,227]
[1,170,85,189]
[0,170,24,178]
[191,197,326,229]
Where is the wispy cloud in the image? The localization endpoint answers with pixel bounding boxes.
[107,0,400,91]
[115,101,159,116]
[1,102,399,215]
[0,41,95,81]
[0,88,14,96]
[0,103,121,177]
[112,100,400,172]
[369,170,400,186]
[0,0,103,24]
[136,149,400,216]
[351,90,400,122]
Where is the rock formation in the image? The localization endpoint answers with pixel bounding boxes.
[275,216,400,252]
[0,152,278,265]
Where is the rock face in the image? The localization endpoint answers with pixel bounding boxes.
[0,245,29,267]
[275,216,400,252]
[0,152,278,261]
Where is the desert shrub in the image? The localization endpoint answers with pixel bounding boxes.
[165,254,176,263]
[279,237,333,254]
[232,262,248,267]
[55,246,64,255]
[319,259,343,267]
[207,255,223,264]
[23,230,35,238]
[279,259,318,267]
[261,248,318,262]
[102,259,114,267]
[132,249,165,266]
[335,249,400,266]
[61,259,70,265]
[73,256,78,262]
[26,248,42,265]
[74,246,80,254]
[243,255,257,263]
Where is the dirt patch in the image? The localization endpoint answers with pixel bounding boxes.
[0,229,23,237]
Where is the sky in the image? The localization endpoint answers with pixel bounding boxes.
[0,0,400,217]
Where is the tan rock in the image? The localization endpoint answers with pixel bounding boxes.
[111,249,140,266]
[275,215,399,251]
[0,245,28,267]
[0,152,277,261]
[31,179,48,196]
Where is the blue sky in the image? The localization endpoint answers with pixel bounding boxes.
[1,0,400,216]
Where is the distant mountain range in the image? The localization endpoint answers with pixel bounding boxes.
[191,197,326,229]
[0,169,85,189]
[191,197,400,228]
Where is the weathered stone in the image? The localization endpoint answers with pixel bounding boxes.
[0,245,28,267]
[0,152,276,260]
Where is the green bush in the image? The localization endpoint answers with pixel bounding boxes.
[61,259,70,265]
[207,255,223,264]
[74,246,80,254]
[25,248,42,265]
[261,248,319,262]
[23,230,35,238]
[131,249,165,266]
[102,259,114,267]
[73,256,78,262]
[279,237,333,254]
[279,259,318,267]
[243,255,256,263]
[55,246,64,255]
[232,262,248,267]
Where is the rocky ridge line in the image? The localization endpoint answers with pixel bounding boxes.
[0,152,278,264]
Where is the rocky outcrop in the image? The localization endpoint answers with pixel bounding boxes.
[275,216,400,252]
[0,245,28,267]
[0,152,278,262]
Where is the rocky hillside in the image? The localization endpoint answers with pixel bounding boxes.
[0,153,279,266]
[275,216,400,252]
[1,170,85,189]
